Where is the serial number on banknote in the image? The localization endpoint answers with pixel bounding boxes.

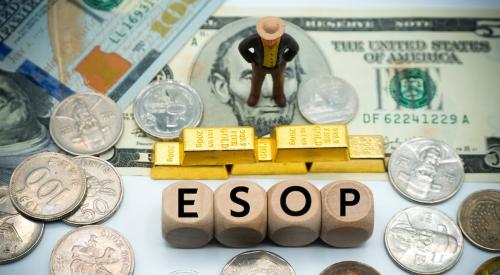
[362,113,470,125]
[110,0,160,44]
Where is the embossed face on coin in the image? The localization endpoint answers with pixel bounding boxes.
[298,75,358,124]
[388,137,464,203]
[134,80,203,139]
[50,93,123,155]
[0,186,44,264]
[9,152,87,221]
[320,261,380,275]
[221,250,295,275]
[64,156,123,226]
[50,225,134,275]
[385,206,463,274]
[458,189,500,251]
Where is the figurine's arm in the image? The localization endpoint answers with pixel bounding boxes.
[283,34,299,62]
[238,36,256,63]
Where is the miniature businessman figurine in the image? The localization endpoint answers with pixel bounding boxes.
[238,16,299,107]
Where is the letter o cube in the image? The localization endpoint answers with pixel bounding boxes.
[214,180,267,247]
[320,180,374,247]
[162,181,214,248]
[267,180,321,246]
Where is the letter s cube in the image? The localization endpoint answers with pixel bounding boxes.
[214,180,267,247]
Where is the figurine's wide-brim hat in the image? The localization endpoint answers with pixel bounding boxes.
[256,16,285,41]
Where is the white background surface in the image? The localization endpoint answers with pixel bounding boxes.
[0,178,498,275]
[2,0,500,275]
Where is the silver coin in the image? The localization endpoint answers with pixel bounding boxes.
[384,206,463,274]
[388,137,464,204]
[49,93,124,155]
[221,250,295,275]
[9,152,87,221]
[63,156,123,226]
[0,186,44,264]
[298,75,358,124]
[458,189,500,251]
[134,80,203,139]
[50,225,134,275]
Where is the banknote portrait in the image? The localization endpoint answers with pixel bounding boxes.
[190,17,331,136]
[0,70,59,183]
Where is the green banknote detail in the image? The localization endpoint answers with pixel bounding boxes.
[84,0,124,11]
[390,68,436,109]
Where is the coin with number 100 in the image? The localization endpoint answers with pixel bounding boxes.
[9,152,87,221]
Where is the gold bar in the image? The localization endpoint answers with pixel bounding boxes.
[231,138,307,175]
[181,127,257,165]
[309,135,386,173]
[151,166,229,179]
[151,142,229,179]
[257,137,275,161]
[272,125,349,163]
[230,163,307,175]
[154,142,183,166]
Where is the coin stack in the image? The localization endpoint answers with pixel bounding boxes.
[1,93,133,273]
[385,137,500,274]
[151,124,386,179]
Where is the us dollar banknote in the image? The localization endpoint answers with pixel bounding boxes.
[0,0,224,107]
[0,0,223,183]
[103,7,500,181]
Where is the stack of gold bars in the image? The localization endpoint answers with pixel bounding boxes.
[152,125,385,179]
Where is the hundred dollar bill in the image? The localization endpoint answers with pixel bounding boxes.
[0,0,223,107]
[104,7,500,182]
[0,0,223,182]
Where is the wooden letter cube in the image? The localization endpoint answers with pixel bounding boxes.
[214,180,267,247]
[320,180,374,247]
[268,180,321,246]
[162,181,214,248]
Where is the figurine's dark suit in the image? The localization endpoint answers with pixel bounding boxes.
[238,33,299,107]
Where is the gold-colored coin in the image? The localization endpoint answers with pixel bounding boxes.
[474,257,500,275]
[320,261,380,275]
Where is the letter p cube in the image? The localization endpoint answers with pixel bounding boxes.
[320,180,374,247]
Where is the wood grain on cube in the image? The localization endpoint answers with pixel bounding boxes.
[214,180,267,247]
[321,180,374,247]
[268,180,321,246]
[162,181,214,248]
